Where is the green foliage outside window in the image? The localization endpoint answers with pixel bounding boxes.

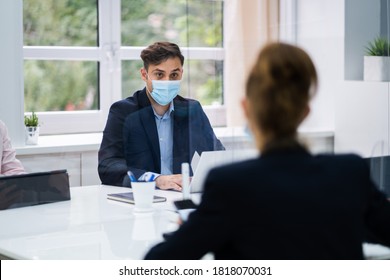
[24,0,97,46]
[121,0,223,47]
[23,0,98,112]
[24,61,98,112]
[23,0,224,112]
[121,0,224,105]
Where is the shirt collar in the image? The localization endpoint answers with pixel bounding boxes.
[152,102,175,120]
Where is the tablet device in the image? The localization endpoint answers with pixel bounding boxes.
[107,192,166,204]
[174,199,197,210]
[0,169,70,210]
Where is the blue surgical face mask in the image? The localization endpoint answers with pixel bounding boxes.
[147,78,181,106]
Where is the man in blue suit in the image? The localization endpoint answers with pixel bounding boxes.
[98,42,224,190]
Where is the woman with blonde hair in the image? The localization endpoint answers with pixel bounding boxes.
[145,42,390,260]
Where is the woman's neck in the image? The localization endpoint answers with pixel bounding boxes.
[262,136,302,153]
[255,130,299,153]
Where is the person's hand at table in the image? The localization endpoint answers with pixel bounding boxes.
[155,174,183,191]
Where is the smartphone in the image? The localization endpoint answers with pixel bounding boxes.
[173,199,197,210]
[174,199,197,222]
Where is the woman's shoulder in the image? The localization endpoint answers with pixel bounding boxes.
[206,158,261,180]
[316,152,364,161]
[315,153,368,170]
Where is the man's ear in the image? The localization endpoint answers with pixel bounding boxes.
[140,68,148,82]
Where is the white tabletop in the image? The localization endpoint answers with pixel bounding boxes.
[0,185,388,260]
[0,185,200,260]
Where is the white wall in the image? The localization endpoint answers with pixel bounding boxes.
[334,0,390,156]
[0,0,25,146]
[293,0,345,133]
[344,0,381,80]
[224,0,266,127]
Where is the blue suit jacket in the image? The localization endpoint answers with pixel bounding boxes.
[144,145,390,260]
[98,89,224,186]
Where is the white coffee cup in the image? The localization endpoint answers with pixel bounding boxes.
[131,181,155,212]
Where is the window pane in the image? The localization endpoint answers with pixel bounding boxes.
[122,60,223,106]
[24,61,99,112]
[23,0,98,46]
[121,61,145,99]
[121,0,223,47]
[182,60,223,105]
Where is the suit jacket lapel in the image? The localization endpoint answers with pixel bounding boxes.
[172,98,190,173]
[137,89,161,172]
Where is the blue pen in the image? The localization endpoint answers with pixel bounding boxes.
[127,171,137,182]
[148,174,155,182]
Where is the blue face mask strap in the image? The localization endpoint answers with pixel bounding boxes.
[144,71,153,94]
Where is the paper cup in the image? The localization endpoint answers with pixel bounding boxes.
[131,181,155,212]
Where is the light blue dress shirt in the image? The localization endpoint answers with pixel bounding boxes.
[138,103,174,181]
[153,103,174,175]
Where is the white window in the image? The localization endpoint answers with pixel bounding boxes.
[23,0,225,134]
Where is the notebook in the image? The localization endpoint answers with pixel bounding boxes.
[0,169,70,210]
[107,192,166,204]
[189,149,258,193]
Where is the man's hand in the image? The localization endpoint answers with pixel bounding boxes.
[155,174,182,191]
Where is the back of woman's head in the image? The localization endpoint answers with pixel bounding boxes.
[246,42,317,139]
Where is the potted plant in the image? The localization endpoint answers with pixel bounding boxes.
[24,111,40,145]
[364,36,390,81]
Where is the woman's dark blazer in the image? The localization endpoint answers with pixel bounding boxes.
[144,145,390,259]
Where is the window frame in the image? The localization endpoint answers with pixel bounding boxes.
[23,0,225,135]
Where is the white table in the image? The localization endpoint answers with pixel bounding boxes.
[0,185,200,260]
[0,185,388,260]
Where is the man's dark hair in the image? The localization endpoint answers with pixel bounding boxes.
[140,42,185,70]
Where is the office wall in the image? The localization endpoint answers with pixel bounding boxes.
[224,0,265,127]
[295,0,344,133]
[335,0,390,157]
[0,0,25,146]
[344,0,380,80]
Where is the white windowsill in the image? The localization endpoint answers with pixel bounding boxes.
[14,128,334,156]
[15,133,103,156]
